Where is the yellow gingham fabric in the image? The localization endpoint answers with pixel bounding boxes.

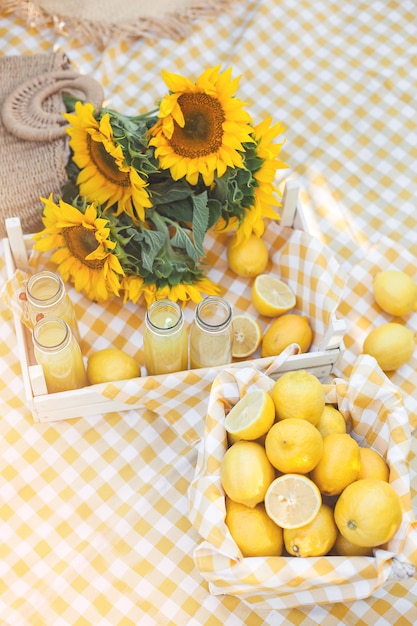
[1,1,417,624]
[333,235,417,431]
[188,356,417,611]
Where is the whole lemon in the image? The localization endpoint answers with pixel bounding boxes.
[227,234,269,278]
[334,479,403,548]
[362,322,415,371]
[220,440,275,508]
[225,498,283,557]
[271,370,325,425]
[283,504,337,557]
[333,531,373,557]
[357,447,389,482]
[261,314,313,357]
[316,405,347,438]
[265,417,323,474]
[87,348,141,384]
[373,270,417,316]
[310,433,361,496]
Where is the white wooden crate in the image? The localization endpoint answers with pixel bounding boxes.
[3,180,346,422]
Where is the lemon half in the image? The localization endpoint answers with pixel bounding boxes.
[265,474,322,529]
[224,389,275,441]
[251,274,296,317]
[231,314,262,359]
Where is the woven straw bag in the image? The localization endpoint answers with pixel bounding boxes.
[0,52,103,237]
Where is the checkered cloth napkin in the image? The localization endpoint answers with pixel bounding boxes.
[188,356,417,611]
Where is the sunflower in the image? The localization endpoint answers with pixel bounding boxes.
[32,195,125,303]
[140,277,221,308]
[214,117,288,246]
[64,102,152,223]
[148,66,254,187]
[121,274,145,305]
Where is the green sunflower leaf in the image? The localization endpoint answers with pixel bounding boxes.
[191,192,209,257]
[170,227,200,263]
[136,229,166,272]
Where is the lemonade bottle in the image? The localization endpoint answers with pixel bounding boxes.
[25,270,80,341]
[32,316,88,393]
[189,296,233,368]
[144,299,188,375]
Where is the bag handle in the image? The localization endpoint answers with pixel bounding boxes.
[1,70,104,141]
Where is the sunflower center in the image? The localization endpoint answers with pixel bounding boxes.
[170,93,225,157]
[63,225,105,269]
[88,136,130,186]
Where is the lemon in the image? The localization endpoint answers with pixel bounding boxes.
[231,314,262,359]
[227,234,269,278]
[87,348,141,384]
[373,270,417,316]
[310,433,361,496]
[271,370,325,425]
[334,479,403,548]
[283,504,337,557]
[264,417,323,474]
[224,389,275,441]
[251,274,296,317]
[225,498,283,557]
[333,531,373,556]
[261,314,313,357]
[264,473,322,529]
[220,441,275,508]
[362,322,416,371]
[316,405,347,438]
[357,447,389,482]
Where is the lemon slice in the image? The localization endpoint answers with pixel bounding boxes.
[232,314,262,358]
[224,389,275,440]
[251,274,296,317]
[264,474,322,529]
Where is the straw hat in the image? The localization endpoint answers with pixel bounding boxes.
[2,0,236,45]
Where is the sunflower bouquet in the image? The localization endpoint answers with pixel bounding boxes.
[33,66,288,306]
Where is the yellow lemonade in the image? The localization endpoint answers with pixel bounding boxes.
[26,271,80,341]
[189,297,233,368]
[144,300,188,375]
[33,317,88,393]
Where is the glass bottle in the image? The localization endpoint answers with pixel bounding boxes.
[32,316,88,393]
[189,296,233,369]
[144,299,188,375]
[25,270,80,341]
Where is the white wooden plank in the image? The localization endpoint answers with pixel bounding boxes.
[5,217,28,270]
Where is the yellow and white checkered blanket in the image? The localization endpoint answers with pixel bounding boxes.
[0,1,416,624]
